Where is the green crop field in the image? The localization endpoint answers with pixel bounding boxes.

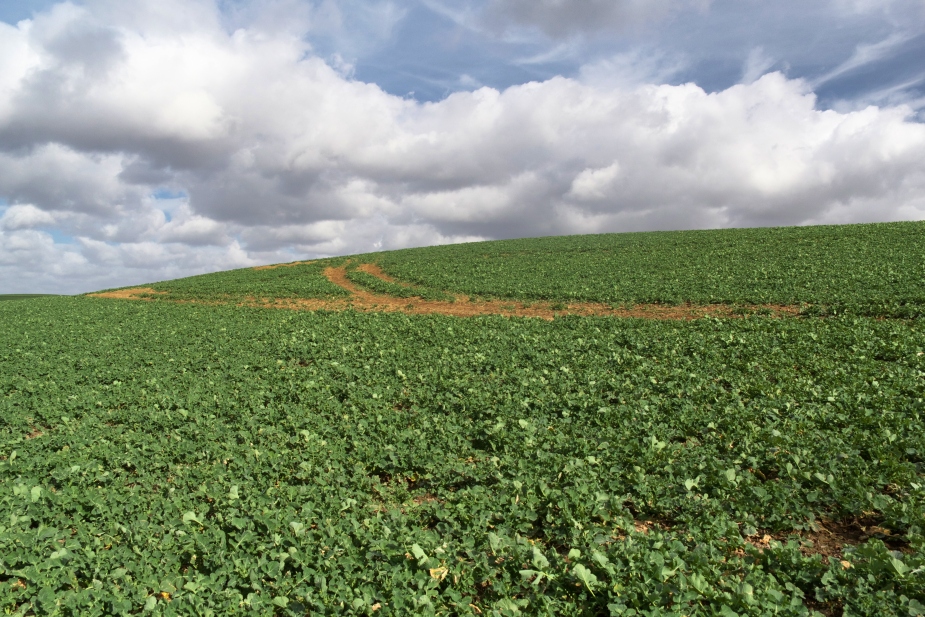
[2,222,924,616]
[105,261,350,303]
[371,222,925,317]
[0,295,62,302]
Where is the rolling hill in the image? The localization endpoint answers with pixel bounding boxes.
[2,222,924,616]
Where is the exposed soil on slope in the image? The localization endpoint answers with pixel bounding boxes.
[252,260,315,271]
[90,287,166,300]
[90,262,802,321]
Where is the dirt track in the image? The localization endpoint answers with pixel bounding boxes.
[251,260,315,271]
[90,263,802,320]
[322,266,803,320]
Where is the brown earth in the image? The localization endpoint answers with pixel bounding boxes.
[89,287,166,300]
[742,520,899,616]
[252,260,314,271]
[90,262,802,321]
[746,516,910,561]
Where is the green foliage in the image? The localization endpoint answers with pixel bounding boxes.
[117,260,349,302]
[0,295,61,301]
[371,221,925,316]
[86,222,925,318]
[1,297,923,615]
[344,268,455,302]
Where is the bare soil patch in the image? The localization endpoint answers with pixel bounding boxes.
[243,295,352,312]
[412,493,443,505]
[89,287,166,300]
[252,260,314,271]
[747,516,910,561]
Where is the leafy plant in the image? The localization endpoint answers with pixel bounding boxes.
[2,222,925,615]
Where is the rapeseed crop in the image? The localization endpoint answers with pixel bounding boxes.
[2,222,924,616]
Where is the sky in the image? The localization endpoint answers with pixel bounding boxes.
[1,0,924,294]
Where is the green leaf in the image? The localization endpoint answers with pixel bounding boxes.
[496,598,523,613]
[532,547,549,570]
[182,511,202,524]
[520,569,553,586]
[411,543,428,566]
[572,564,598,594]
[689,572,707,593]
[591,550,610,569]
[488,533,503,554]
[890,556,909,576]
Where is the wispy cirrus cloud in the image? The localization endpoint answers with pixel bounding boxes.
[811,32,917,88]
[482,0,712,39]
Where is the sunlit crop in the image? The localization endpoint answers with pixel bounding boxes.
[2,222,924,616]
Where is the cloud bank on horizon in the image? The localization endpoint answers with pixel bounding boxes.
[1,0,924,293]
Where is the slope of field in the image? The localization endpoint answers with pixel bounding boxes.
[100,260,351,302]
[0,295,61,301]
[5,223,925,615]
[2,294,924,616]
[94,263,803,321]
[372,222,925,317]
[96,222,925,319]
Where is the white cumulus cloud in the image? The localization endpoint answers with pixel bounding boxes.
[0,204,56,230]
[0,0,923,294]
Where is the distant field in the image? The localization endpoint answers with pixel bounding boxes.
[117,221,925,318]
[372,222,925,317]
[0,294,61,301]
[2,223,924,616]
[142,260,350,302]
